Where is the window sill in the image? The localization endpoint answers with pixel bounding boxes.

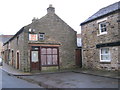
[42,65,59,67]
[97,32,107,36]
[100,61,111,64]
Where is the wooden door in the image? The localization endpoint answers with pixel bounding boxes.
[76,48,82,68]
[4,51,7,63]
[17,52,19,69]
[12,50,14,66]
[31,51,39,70]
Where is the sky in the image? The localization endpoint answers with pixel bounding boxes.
[0,0,119,35]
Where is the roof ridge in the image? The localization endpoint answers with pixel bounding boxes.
[81,1,120,25]
[99,1,120,10]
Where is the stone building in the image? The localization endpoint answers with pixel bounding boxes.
[80,1,120,71]
[3,5,77,72]
[0,35,13,58]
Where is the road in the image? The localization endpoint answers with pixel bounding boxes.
[0,65,119,89]
[21,72,119,88]
[0,67,43,89]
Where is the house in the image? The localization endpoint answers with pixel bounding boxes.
[0,35,13,58]
[3,5,77,72]
[80,1,120,71]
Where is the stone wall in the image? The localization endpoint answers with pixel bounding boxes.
[3,31,25,71]
[23,12,77,70]
[81,12,119,71]
[0,35,13,58]
[118,12,120,71]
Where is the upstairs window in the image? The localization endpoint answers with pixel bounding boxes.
[99,22,107,35]
[39,33,45,41]
[100,48,111,62]
[29,33,38,41]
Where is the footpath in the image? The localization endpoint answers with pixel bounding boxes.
[1,62,119,88]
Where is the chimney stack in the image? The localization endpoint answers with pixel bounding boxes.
[47,4,55,14]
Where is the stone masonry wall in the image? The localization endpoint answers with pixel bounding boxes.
[4,31,25,71]
[81,12,119,70]
[23,12,77,71]
[118,12,120,71]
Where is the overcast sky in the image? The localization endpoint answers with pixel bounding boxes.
[0,0,119,35]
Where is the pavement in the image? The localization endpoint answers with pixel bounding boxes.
[1,69,43,88]
[0,62,120,88]
[1,62,32,76]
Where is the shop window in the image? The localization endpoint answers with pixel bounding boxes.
[41,47,58,66]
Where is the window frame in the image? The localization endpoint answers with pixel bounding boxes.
[39,33,45,41]
[41,47,58,66]
[100,48,111,62]
[98,21,107,35]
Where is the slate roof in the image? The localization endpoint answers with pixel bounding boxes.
[0,35,13,43]
[81,1,120,25]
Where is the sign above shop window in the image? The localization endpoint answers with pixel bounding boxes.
[29,34,38,41]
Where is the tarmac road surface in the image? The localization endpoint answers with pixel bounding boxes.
[20,72,119,88]
[0,68,43,89]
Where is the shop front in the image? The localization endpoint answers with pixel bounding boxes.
[30,44,60,71]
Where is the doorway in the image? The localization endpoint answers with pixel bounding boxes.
[31,50,40,70]
[76,48,82,68]
[16,52,19,69]
[30,46,40,70]
[12,50,14,66]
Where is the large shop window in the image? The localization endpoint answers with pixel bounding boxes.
[41,47,58,66]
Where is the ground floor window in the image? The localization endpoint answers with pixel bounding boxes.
[41,47,58,66]
[100,48,111,62]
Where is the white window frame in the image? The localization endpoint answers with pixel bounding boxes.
[100,48,111,62]
[98,21,107,35]
[39,33,45,40]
